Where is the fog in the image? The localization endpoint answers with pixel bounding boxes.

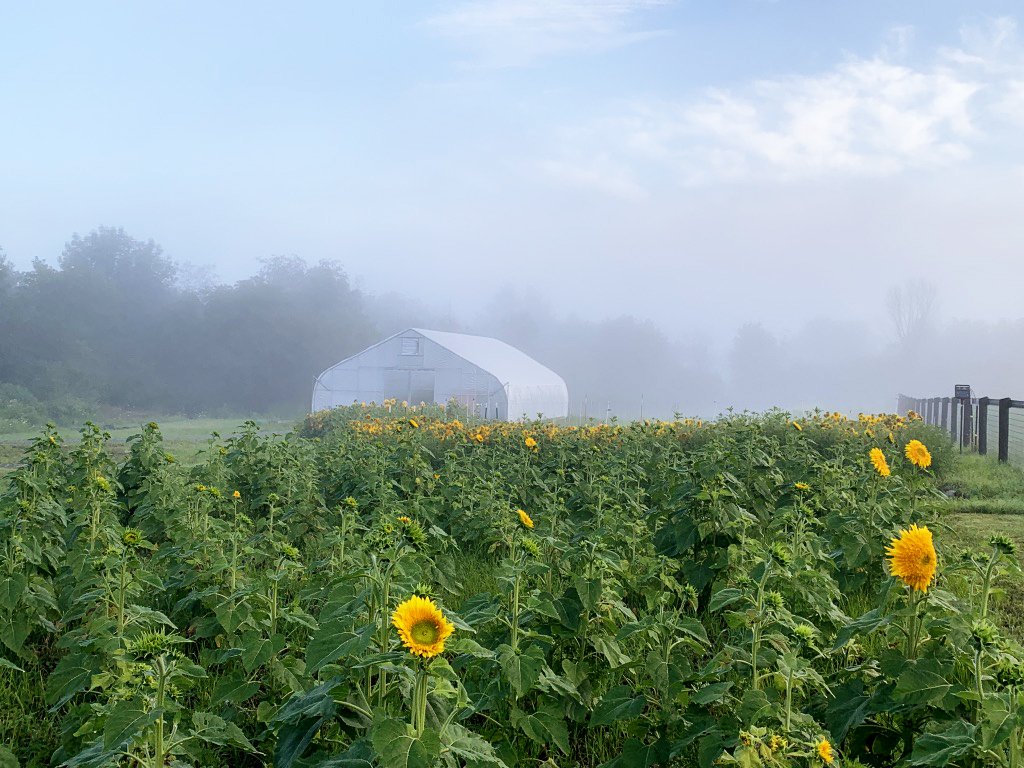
[2,3,1024,423]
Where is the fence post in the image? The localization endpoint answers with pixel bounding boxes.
[978,397,989,455]
[941,398,949,431]
[950,398,958,442]
[999,398,1011,463]
[963,399,974,448]
[931,397,940,425]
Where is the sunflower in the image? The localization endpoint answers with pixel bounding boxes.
[392,595,454,658]
[397,516,412,524]
[517,509,534,529]
[816,738,835,764]
[232,490,241,500]
[792,421,803,431]
[795,482,810,491]
[409,419,419,428]
[869,448,891,477]
[525,436,538,449]
[905,439,932,469]
[886,524,937,592]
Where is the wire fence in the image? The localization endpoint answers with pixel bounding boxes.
[897,393,1024,464]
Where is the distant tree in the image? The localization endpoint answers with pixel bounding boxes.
[887,280,937,345]
[728,323,785,411]
[0,248,12,296]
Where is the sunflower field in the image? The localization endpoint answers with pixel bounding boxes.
[1,407,1022,768]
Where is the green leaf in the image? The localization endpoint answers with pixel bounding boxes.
[443,722,507,766]
[590,685,645,727]
[691,681,733,706]
[0,612,30,655]
[833,608,893,649]
[214,600,252,634]
[908,721,977,766]
[46,652,101,708]
[574,576,602,612]
[275,716,325,768]
[511,704,569,755]
[737,688,772,726]
[599,738,669,768]
[273,678,342,724]
[192,711,258,752]
[103,699,157,750]
[498,643,546,698]
[894,663,953,708]
[211,673,261,705]
[708,588,742,612]
[306,622,374,673]
[370,718,441,768]
[591,635,630,668]
[0,575,27,611]
[0,745,19,768]
[240,630,284,672]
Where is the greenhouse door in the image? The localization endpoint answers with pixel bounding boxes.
[409,370,436,405]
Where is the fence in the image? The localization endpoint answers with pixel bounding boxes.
[897,393,1024,463]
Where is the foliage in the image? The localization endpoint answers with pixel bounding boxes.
[0,408,1021,767]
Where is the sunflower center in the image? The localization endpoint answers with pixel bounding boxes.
[920,553,933,566]
[411,619,440,645]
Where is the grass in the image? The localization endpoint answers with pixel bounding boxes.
[0,651,61,767]
[0,417,297,477]
[936,453,1024,639]
[938,453,1024,514]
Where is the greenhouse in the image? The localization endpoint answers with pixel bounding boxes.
[311,328,569,420]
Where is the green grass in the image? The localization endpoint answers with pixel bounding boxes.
[938,453,1024,513]
[0,417,297,477]
[0,652,61,767]
[937,454,1024,639]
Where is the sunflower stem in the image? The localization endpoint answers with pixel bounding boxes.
[412,663,429,737]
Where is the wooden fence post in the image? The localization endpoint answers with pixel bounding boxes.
[999,398,1011,463]
[978,397,989,455]
[941,398,949,431]
[963,399,974,448]
[950,397,958,442]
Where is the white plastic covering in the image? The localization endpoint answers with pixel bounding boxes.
[312,328,569,421]
[412,329,569,420]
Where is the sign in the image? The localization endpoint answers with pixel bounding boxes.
[955,384,971,399]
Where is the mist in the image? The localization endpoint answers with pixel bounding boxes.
[3,3,1024,426]
[1,226,1019,427]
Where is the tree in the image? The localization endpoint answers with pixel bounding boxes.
[886,280,937,345]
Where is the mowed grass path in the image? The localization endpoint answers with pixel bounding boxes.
[0,417,297,476]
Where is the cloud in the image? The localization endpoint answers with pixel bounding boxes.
[540,17,1024,191]
[426,0,670,67]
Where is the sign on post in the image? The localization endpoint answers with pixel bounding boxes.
[954,385,971,454]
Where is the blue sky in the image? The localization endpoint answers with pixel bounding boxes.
[2,1,1023,340]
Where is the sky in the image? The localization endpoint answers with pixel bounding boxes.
[2,1,1024,344]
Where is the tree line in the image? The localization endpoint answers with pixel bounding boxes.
[0,227,722,422]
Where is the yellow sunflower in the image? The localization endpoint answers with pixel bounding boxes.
[517,509,534,529]
[392,595,454,658]
[795,482,810,491]
[905,439,932,469]
[397,516,412,524]
[816,738,835,764]
[886,524,937,592]
[409,419,419,428]
[525,436,538,449]
[792,421,803,431]
[869,448,891,477]
[232,490,241,500]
